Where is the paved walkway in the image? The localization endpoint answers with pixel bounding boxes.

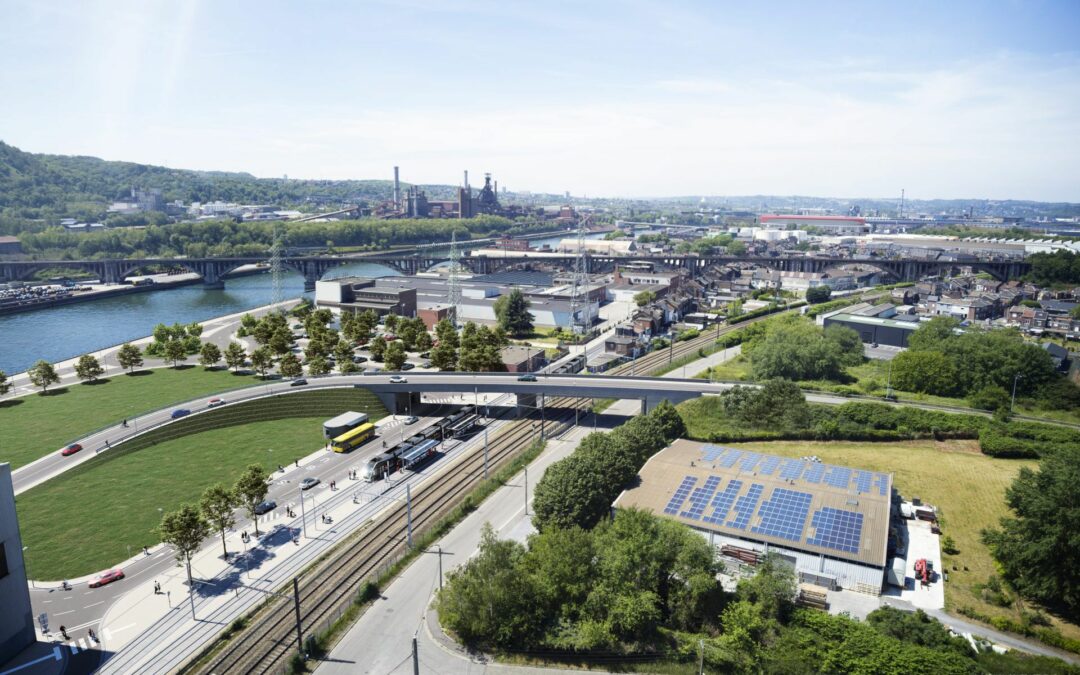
[661,345,742,379]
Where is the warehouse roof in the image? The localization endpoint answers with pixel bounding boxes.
[614,439,892,567]
[825,313,920,330]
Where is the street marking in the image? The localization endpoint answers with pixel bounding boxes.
[68,642,78,655]
[102,622,135,642]
[83,601,104,609]
[0,647,65,675]
[54,610,74,616]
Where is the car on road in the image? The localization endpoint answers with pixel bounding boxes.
[389,375,407,384]
[171,408,191,419]
[404,415,419,425]
[300,477,320,490]
[290,378,308,387]
[517,373,538,382]
[88,568,125,588]
[254,499,277,515]
[60,443,83,457]
[207,397,226,408]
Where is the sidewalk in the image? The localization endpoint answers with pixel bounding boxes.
[93,415,511,675]
[661,344,741,379]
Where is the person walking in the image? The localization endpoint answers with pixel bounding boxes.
[60,625,69,640]
[154,580,161,594]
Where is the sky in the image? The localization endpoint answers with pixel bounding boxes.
[2,0,1079,201]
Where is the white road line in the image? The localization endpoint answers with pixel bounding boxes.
[0,647,63,675]
[67,643,78,655]
[83,601,104,609]
[54,610,74,616]
[65,618,101,632]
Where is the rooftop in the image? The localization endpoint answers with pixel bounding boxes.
[614,439,892,567]
[826,313,921,330]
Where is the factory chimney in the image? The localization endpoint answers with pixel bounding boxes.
[464,170,469,191]
[393,166,401,210]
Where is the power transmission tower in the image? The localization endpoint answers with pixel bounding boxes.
[270,223,284,310]
[446,229,461,326]
[568,217,591,334]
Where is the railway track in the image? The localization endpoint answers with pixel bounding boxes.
[187,306,806,673]
[190,398,588,674]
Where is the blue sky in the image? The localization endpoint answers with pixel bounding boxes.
[2,0,1079,200]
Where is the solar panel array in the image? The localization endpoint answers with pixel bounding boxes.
[752,488,813,541]
[807,507,864,554]
[655,445,888,560]
[699,445,889,496]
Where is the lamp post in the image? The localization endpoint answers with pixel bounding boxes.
[1011,373,1023,413]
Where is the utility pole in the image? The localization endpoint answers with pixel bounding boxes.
[412,635,420,675]
[436,544,444,590]
[293,578,304,661]
[483,426,489,478]
[300,487,307,538]
[406,483,413,548]
[524,467,529,515]
[1011,373,1023,413]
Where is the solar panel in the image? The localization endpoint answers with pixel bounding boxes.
[752,488,813,541]
[701,444,725,462]
[779,459,805,480]
[702,479,742,525]
[757,455,782,476]
[803,462,826,483]
[875,473,889,496]
[727,483,764,530]
[739,452,763,472]
[717,449,743,468]
[824,466,852,490]
[680,476,722,520]
[854,470,874,494]
[807,507,864,554]
[664,476,697,515]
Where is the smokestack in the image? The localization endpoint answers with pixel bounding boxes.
[464,170,469,191]
[393,166,401,209]
[494,180,498,196]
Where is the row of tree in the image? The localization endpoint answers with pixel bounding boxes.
[746,316,864,381]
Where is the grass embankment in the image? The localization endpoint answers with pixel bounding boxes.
[723,439,1080,642]
[17,389,386,580]
[0,367,263,469]
[703,355,1080,424]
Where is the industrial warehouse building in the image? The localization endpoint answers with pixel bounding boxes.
[823,312,920,348]
[614,440,892,595]
[315,275,601,330]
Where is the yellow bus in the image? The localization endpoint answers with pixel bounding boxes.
[331,422,376,453]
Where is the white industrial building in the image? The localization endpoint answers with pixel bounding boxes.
[614,439,893,595]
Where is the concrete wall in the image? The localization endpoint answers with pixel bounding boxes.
[0,464,34,662]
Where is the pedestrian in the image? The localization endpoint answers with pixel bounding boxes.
[88,628,97,642]
[154,581,161,594]
[60,625,69,640]
[295,458,299,467]
[143,546,149,556]
[105,439,110,449]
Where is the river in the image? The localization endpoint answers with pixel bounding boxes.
[0,262,400,375]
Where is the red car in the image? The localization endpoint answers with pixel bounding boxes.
[88,568,125,588]
[60,443,83,457]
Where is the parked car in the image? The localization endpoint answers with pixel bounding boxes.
[89,568,125,588]
[353,355,368,363]
[383,334,397,342]
[60,443,83,457]
[389,375,407,384]
[400,362,415,370]
[254,499,277,515]
[404,415,419,425]
[171,408,191,419]
[207,397,226,408]
[300,477,320,490]
[517,373,538,382]
[290,378,308,387]
[418,351,431,359]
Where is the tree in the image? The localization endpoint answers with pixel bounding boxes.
[907,316,961,352]
[650,400,687,441]
[333,339,354,366]
[806,285,832,303]
[967,385,1011,413]
[368,337,386,362]
[199,342,222,369]
[384,341,407,371]
[721,380,811,431]
[234,465,270,536]
[28,359,59,393]
[982,451,1080,619]
[383,313,400,332]
[890,350,958,396]
[727,239,747,255]
[200,484,238,559]
[117,343,144,374]
[224,342,247,372]
[74,354,104,383]
[824,324,864,368]
[431,341,457,371]
[0,370,9,396]
[307,355,330,376]
[435,318,459,348]
[398,319,420,351]
[249,347,273,378]
[158,504,211,591]
[279,352,303,379]
[164,338,188,368]
[415,330,433,352]
[436,524,541,649]
[737,552,798,623]
[493,289,534,337]
[748,319,857,382]
[633,290,656,307]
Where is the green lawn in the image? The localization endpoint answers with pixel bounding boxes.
[0,367,262,470]
[17,416,331,580]
[730,439,1080,642]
